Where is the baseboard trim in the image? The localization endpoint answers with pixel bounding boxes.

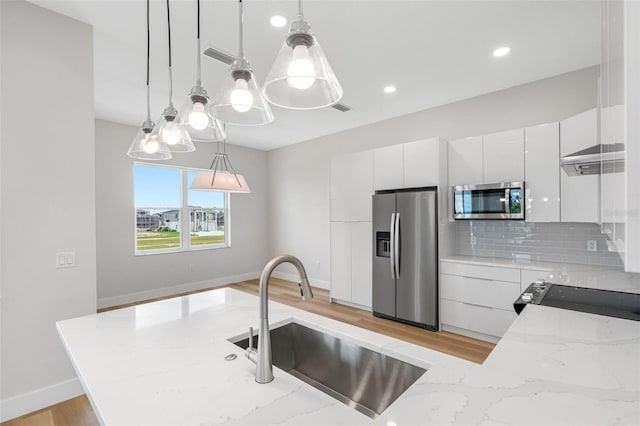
[97,272,260,309]
[0,378,84,422]
[440,324,500,344]
[270,271,330,290]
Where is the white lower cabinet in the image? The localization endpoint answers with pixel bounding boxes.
[330,221,373,309]
[440,261,521,342]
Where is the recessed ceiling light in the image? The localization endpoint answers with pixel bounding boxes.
[384,85,396,94]
[493,46,511,57]
[270,15,287,28]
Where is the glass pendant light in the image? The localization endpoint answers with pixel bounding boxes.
[127,0,172,160]
[212,0,273,126]
[178,0,226,142]
[150,0,196,152]
[190,127,251,193]
[262,0,343,110]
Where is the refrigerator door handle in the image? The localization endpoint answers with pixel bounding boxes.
[389,213,396,278]
[394,212,400,278]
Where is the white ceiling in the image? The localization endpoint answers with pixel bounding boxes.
[29,0,601,151]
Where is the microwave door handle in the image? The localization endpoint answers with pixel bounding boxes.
[505,188,511,216]
[394,213,400,279]
[389,213,396,279]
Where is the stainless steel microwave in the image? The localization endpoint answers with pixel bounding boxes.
[452,182,525,220]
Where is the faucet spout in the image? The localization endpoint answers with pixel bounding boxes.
[253,255,313,384]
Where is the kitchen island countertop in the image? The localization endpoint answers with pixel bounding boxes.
[57,288,640,425]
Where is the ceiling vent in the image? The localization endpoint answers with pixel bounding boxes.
[203,45,352,113]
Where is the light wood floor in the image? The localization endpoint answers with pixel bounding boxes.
[3,278,495,426]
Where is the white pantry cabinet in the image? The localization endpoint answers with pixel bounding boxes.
[560,108,600,223]
[330,150,373,222]
[525,123,561,222]
[483,129,524,183]
[440,261,520,342]
[329,221,372,308]
[448,136,483,186]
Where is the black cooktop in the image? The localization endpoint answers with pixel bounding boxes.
[540,285,640,321]
[514,283,640,321]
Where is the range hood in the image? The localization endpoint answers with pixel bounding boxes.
[560,143,625,176]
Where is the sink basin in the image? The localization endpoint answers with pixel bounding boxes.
[232,322,427,418]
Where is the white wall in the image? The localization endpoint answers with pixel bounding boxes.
[267,66,599,283]
[95,120,269,308]
[0,0,96,420]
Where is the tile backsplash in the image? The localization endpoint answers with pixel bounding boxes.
[454,221,624,267]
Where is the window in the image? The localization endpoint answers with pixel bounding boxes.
[134,164,229,254]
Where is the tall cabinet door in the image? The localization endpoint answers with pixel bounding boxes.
[372,193,396,316]
[525,123,560,222]
[330,222,351,302]
[560,109,600,223]
[448,136,483,186]
[395,190,438,327]
[351,222,373,307]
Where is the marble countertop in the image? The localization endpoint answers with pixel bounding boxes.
[441,255,640,293]
[57,288,640,425]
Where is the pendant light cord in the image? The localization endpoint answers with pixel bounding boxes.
[166,0,174,106]
[196,0,201,84]
[298,0,304,20]
[238,0,244,58]
[145,0,151,121]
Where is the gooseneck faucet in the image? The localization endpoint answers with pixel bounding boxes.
[245,255,314,383]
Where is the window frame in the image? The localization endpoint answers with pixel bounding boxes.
[133,162,231,256]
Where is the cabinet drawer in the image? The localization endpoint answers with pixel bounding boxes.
[440,262,520,283]
[440,299,516,338]
[440,274,521,310]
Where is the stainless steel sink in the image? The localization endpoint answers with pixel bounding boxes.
[232,322,427,418]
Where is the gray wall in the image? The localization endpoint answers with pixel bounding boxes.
[267,66,599,282]
[95,120,269,307]
[1,0,96,419]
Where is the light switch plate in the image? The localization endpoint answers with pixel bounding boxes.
[56,251,77,268]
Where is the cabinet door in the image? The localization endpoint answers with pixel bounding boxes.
[350,151,374,222]
[403,138,438,188]
[483,129,524,183]
[448,136,483,186]
[373,145,404,190]
[330,155,351,222]
[525,123,560,222]
[351,222,372,308]
[330,222,351,302]
[560,109,600,223]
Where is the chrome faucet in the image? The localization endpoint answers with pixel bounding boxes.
[245,255,314,383]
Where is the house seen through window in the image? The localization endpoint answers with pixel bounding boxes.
[134,164,229,253]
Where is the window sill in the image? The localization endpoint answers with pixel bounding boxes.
[135,244,230,256]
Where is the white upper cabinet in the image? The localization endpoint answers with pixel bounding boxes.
[330,150,373,222]
[448,136,483,186]
[525,123,560,222]
[373,145,404,190]
[483,129,524,183]
[560,108,600,223]
[403,138,439,188]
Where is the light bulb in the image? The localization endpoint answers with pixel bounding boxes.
[230,79,253,112]
[142,134,159,154]
[188,102,209,130]
[287,45,316,90]
[161,120,181,145]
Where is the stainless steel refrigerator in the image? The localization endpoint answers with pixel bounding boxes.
[372,188,438,331]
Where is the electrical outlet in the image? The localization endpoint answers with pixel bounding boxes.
[188,264,194,272]
[587,240,598,252]
[470,235,477,245]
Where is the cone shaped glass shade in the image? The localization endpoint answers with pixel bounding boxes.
[212,66,274,126]
[178,96,226,142]
[127,128,173,160]
[150,113,196,152]
[190,170,251,193]
[263,38,343,110]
